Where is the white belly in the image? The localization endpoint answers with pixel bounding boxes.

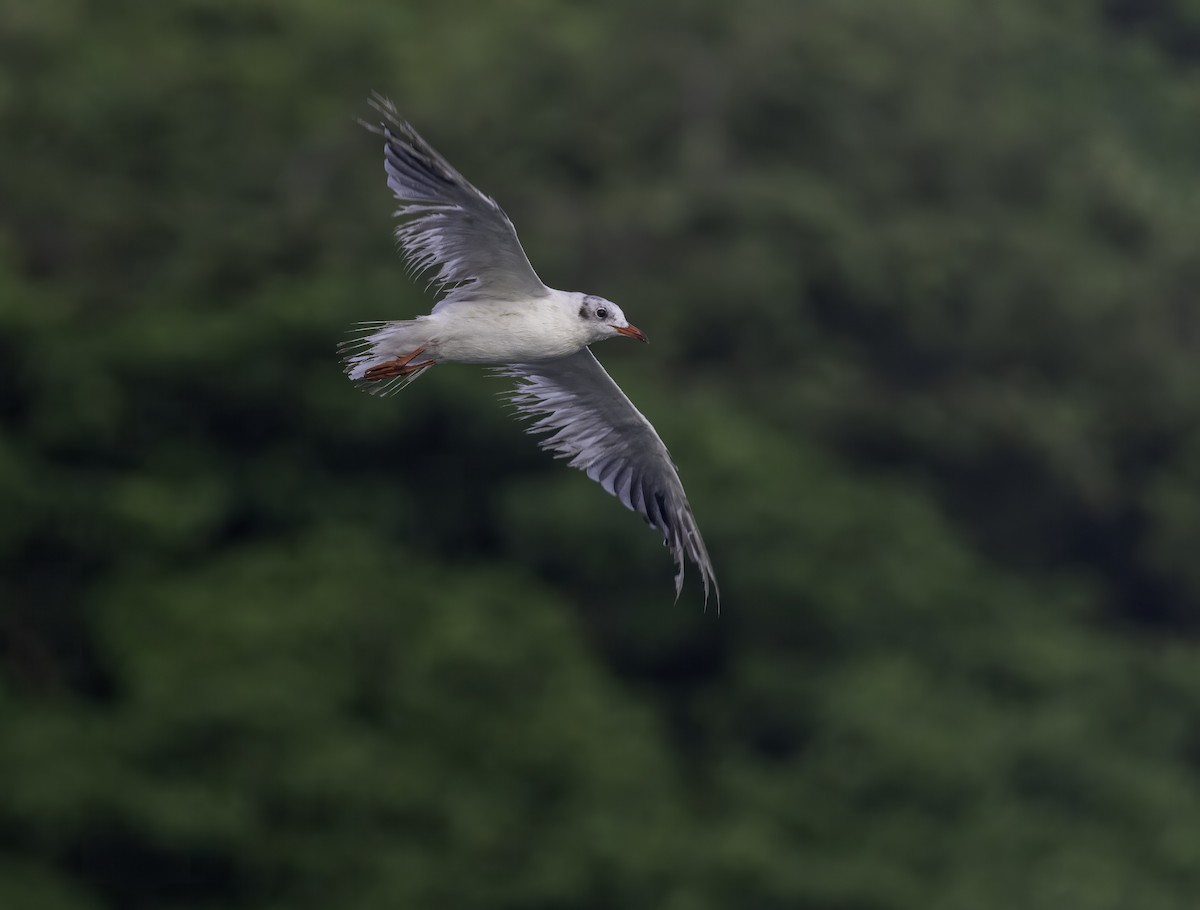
[429,298,585,364]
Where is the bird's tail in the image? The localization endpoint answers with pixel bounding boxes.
[340,319,437,396]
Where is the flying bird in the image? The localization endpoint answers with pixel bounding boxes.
[343,95,718,605]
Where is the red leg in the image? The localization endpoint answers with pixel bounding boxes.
[363,346,434,381]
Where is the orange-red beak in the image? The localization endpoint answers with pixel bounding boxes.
[615,324,648,343]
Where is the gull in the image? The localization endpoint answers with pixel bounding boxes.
[342,95,718,605]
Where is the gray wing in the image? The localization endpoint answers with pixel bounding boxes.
[362,94,549,308]
[500,350,719,606]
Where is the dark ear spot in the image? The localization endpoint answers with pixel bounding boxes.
[579,305,589,320]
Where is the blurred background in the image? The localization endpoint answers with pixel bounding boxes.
[4,0,1200,907]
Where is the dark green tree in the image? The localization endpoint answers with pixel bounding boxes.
[3,1,1200,907]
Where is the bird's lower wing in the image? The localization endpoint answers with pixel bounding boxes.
[499,349,718,606]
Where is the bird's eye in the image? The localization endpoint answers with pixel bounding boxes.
[596,307,608,320]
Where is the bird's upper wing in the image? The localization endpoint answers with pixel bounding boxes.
[500,349,719,606]
[363,94,549,308]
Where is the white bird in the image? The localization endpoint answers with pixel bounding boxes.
[343,95,718,605]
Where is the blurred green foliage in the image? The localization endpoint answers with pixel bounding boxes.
[3,0,1200,907]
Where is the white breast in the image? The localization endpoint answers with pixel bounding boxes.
[430,294,587,364]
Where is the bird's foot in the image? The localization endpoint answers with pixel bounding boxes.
[363,347,436,381]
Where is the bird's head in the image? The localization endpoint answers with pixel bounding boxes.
[578,294,647,345]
